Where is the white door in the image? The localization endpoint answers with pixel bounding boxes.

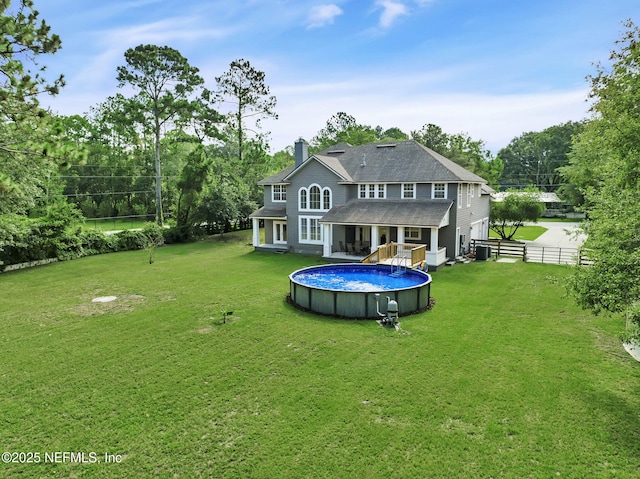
[470,220,483,240]
[273,221,287,244]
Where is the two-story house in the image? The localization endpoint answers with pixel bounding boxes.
[250,139,490,269]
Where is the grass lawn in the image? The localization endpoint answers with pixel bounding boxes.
[1,232,639,478]
[84,218,150,231]
[489,225,548,241]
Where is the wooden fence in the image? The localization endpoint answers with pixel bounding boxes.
[471,239,592,266]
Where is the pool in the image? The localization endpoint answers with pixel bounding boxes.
[289,264,432,319]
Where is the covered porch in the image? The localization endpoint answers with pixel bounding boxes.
[319,199,452,269]
[249,206,288,252]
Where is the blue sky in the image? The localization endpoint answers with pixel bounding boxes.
[34,0,639,153]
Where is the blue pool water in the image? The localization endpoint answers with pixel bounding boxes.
[291,264,429,292]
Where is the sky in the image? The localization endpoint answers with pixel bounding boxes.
[31,0,640,154]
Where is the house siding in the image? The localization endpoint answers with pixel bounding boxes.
[287,159,346,254]
[449,183,489,255]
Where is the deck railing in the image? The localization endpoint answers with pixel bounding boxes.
[361,242,426,267]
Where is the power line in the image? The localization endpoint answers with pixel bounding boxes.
[37,190,154,199]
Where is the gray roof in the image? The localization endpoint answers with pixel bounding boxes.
[316,140,487,184]
[249,205,286,219]
[258,140,488,186]
[320,199,453,228]
[257,165,295,186]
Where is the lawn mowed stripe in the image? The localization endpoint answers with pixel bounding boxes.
[1,235,639,478]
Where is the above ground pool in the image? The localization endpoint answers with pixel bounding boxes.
[289,263,432,319]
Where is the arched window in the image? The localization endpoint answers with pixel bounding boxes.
[299,189,307,210]
[299,184,332,211]
[323,189,331,210]
[309,185,321,210]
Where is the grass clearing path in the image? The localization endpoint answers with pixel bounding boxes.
[1,233,638,478]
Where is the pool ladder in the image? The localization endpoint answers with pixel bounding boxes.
[389,252,408,277]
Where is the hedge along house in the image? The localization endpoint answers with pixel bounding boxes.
[250,139,491,269]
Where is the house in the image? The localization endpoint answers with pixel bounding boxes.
[250,139,491,269]
[491,191,569,218]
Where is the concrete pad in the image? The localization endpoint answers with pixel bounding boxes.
[527,222,587,249]
[92,296,117,303]
[496,258,518,263]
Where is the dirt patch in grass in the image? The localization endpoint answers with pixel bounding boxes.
[75,294,146,317]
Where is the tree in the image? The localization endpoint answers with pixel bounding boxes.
[214,58,277,174]
[498,121,585,193]
[411,123,503,187]
[489,189,545,240]
[58,99,157,221]
[565,20,640,338]
[174,140,211,234]
[311,112,405,150]
[0,0,80,212]
[116,44,204,225]
[0,0,64,150]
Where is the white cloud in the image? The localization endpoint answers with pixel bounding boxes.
[307,4,344,29]
[376,0,409,29]
[264,73,590,153]
[104,17,233,47]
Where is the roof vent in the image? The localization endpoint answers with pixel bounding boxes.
[376,143,396,148]
[360,153,366,167]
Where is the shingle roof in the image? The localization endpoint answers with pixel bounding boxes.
[257,165,295,186]
[320,199,453,228]
[249,206,286,219]
[258,140,488,185]
[316,140,487,184]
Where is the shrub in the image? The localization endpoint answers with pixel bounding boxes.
[114,229,147,251]
[162,224,206,244]
[80,230,118,255]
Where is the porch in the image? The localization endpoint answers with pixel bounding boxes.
[319,198,452,269]
[323,241,448,270]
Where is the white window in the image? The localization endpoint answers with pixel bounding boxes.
[299,216,322,244]
[358,184,386,199]
[405,227,421,240]
[299,189,307,210]
[466,184,472,207]
[309,185,321,210]
[299,184,331,211]
[402,183,416,199]
[432,183,446,199]
[457,184,463,208]
[272,184,286,202]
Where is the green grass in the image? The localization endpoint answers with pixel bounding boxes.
[84,218,150,231]
[1,233,639,478]
[490,225,548,241]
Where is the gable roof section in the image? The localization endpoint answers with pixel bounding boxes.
[282,154,352,182]
[320,199,453,228]
[315,140,487,184]
[258,165,295,186]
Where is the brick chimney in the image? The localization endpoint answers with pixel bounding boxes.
[294,138,309,169]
